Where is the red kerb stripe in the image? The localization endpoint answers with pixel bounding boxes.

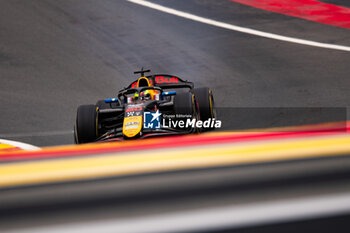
[230,0,350,29]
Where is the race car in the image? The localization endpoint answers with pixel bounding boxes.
[74,69,215,144]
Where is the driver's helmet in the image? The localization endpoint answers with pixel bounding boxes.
[140,90,152,100]
[134,77,158,100]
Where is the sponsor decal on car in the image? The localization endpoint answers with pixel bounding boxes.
[125,121,140,126]
[131,76,180,87]
[155,76,179,84]
[126,105,143,117]
[123,115,143,137]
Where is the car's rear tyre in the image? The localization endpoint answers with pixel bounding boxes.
[75,104,98,144]
[193,87,215,131]
[174,91,198,131]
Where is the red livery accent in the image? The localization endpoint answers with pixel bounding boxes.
[126,107,143,112]
[155,76,179,84]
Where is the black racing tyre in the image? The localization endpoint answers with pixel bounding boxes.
[193,87,215,121]
[173,91,198,131]
[75,104,98,144]
[193,87,215,131]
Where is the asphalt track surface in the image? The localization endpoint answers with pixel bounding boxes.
[1,0,350,147]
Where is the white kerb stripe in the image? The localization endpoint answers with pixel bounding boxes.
[127,0,350,52]
[0,139,40,151]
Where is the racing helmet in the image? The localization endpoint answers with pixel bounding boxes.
[136,77,158,100]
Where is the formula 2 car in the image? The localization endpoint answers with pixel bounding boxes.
[74,68,216,144]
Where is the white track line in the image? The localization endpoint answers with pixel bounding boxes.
[0,139,40,151]
[128,0,350,52]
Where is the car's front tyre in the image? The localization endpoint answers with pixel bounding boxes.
[74,104,98,144]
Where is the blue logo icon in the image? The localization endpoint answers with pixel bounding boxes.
[144,110,161,129]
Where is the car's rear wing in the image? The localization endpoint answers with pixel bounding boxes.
[126,74,194,90]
